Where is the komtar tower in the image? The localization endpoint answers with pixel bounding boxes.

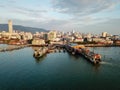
[8,20,13,34]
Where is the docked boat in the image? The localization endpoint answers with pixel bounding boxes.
[33,47,48,58]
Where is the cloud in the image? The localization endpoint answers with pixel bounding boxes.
[1,0,120,34]
[52,0,120,16]
[79,18,120,34]
[0,0,48,20]
[15,7,47,13]
[2,5,48,22]
[11,6,47,18]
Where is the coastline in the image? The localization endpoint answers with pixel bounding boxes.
[82,44,120,47]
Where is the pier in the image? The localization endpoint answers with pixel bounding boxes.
[64,44,101,64]
[32,44,101,64]
[29,43,102,64]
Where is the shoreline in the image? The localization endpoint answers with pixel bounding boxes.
[82,44,120,47]
[0,42,120,47]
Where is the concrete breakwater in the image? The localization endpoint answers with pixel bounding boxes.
[0,45,29,52]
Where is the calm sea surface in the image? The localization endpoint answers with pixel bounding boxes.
[0,44,120,90]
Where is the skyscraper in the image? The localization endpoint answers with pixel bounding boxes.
[8,20,13,34]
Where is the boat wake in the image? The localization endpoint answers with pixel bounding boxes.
[99,61,113,66]
[100,61,120,69]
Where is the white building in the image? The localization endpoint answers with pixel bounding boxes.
[32,38,45,45]
[102,32,107,37]
[74,38,84,42]
[92,38,105,42]
[22,32,33,40]
[48,31,57,41]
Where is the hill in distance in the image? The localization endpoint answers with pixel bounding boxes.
[0,24,48,33]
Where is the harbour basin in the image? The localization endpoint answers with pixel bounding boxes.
[0,45,120,90]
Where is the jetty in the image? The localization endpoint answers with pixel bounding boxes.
[64,44,101,64]
[32,43,101,64]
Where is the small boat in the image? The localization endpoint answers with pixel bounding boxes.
[33,47,48,58]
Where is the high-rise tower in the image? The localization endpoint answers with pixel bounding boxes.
[8,20,13,34]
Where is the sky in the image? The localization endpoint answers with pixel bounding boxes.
[0,0,120,34]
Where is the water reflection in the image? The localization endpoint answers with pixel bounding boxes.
[34,54,47,63]
[92,64,101,72]
[31,46,118,73]
[32,46,41,51]
[67,52,80,60]
[0,45,120,90]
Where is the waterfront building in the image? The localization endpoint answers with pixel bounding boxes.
[105,40,113,44]
[86,33,92,38]
[0,33,2,39]
[32,38,45,46]
[66,36,75,42]
[43,33,48,41]
[74,38,84,42]
[73,32,81,38]
[48,31,57,41]
[33,32,41,38]
[72,30,75,34]
[22,32,33,40]
[61,31,64,36]
[114,40,120,44]
[87,38,92,42]
[67,32,72,36]
[10,33,21,40]
[92,37,105,43]
[102,32,107,37]
[56,31,63,38]
[1,32,10,40]
[112,35,120,40]
[52,38,61,42]
[39,32,45,38]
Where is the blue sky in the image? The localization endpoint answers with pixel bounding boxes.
[0,0,120,34]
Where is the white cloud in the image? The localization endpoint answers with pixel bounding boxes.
[52,0,120,16]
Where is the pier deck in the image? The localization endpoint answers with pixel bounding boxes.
[64,45,101,64]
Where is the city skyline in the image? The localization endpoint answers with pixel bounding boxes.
[0,0,120,34]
